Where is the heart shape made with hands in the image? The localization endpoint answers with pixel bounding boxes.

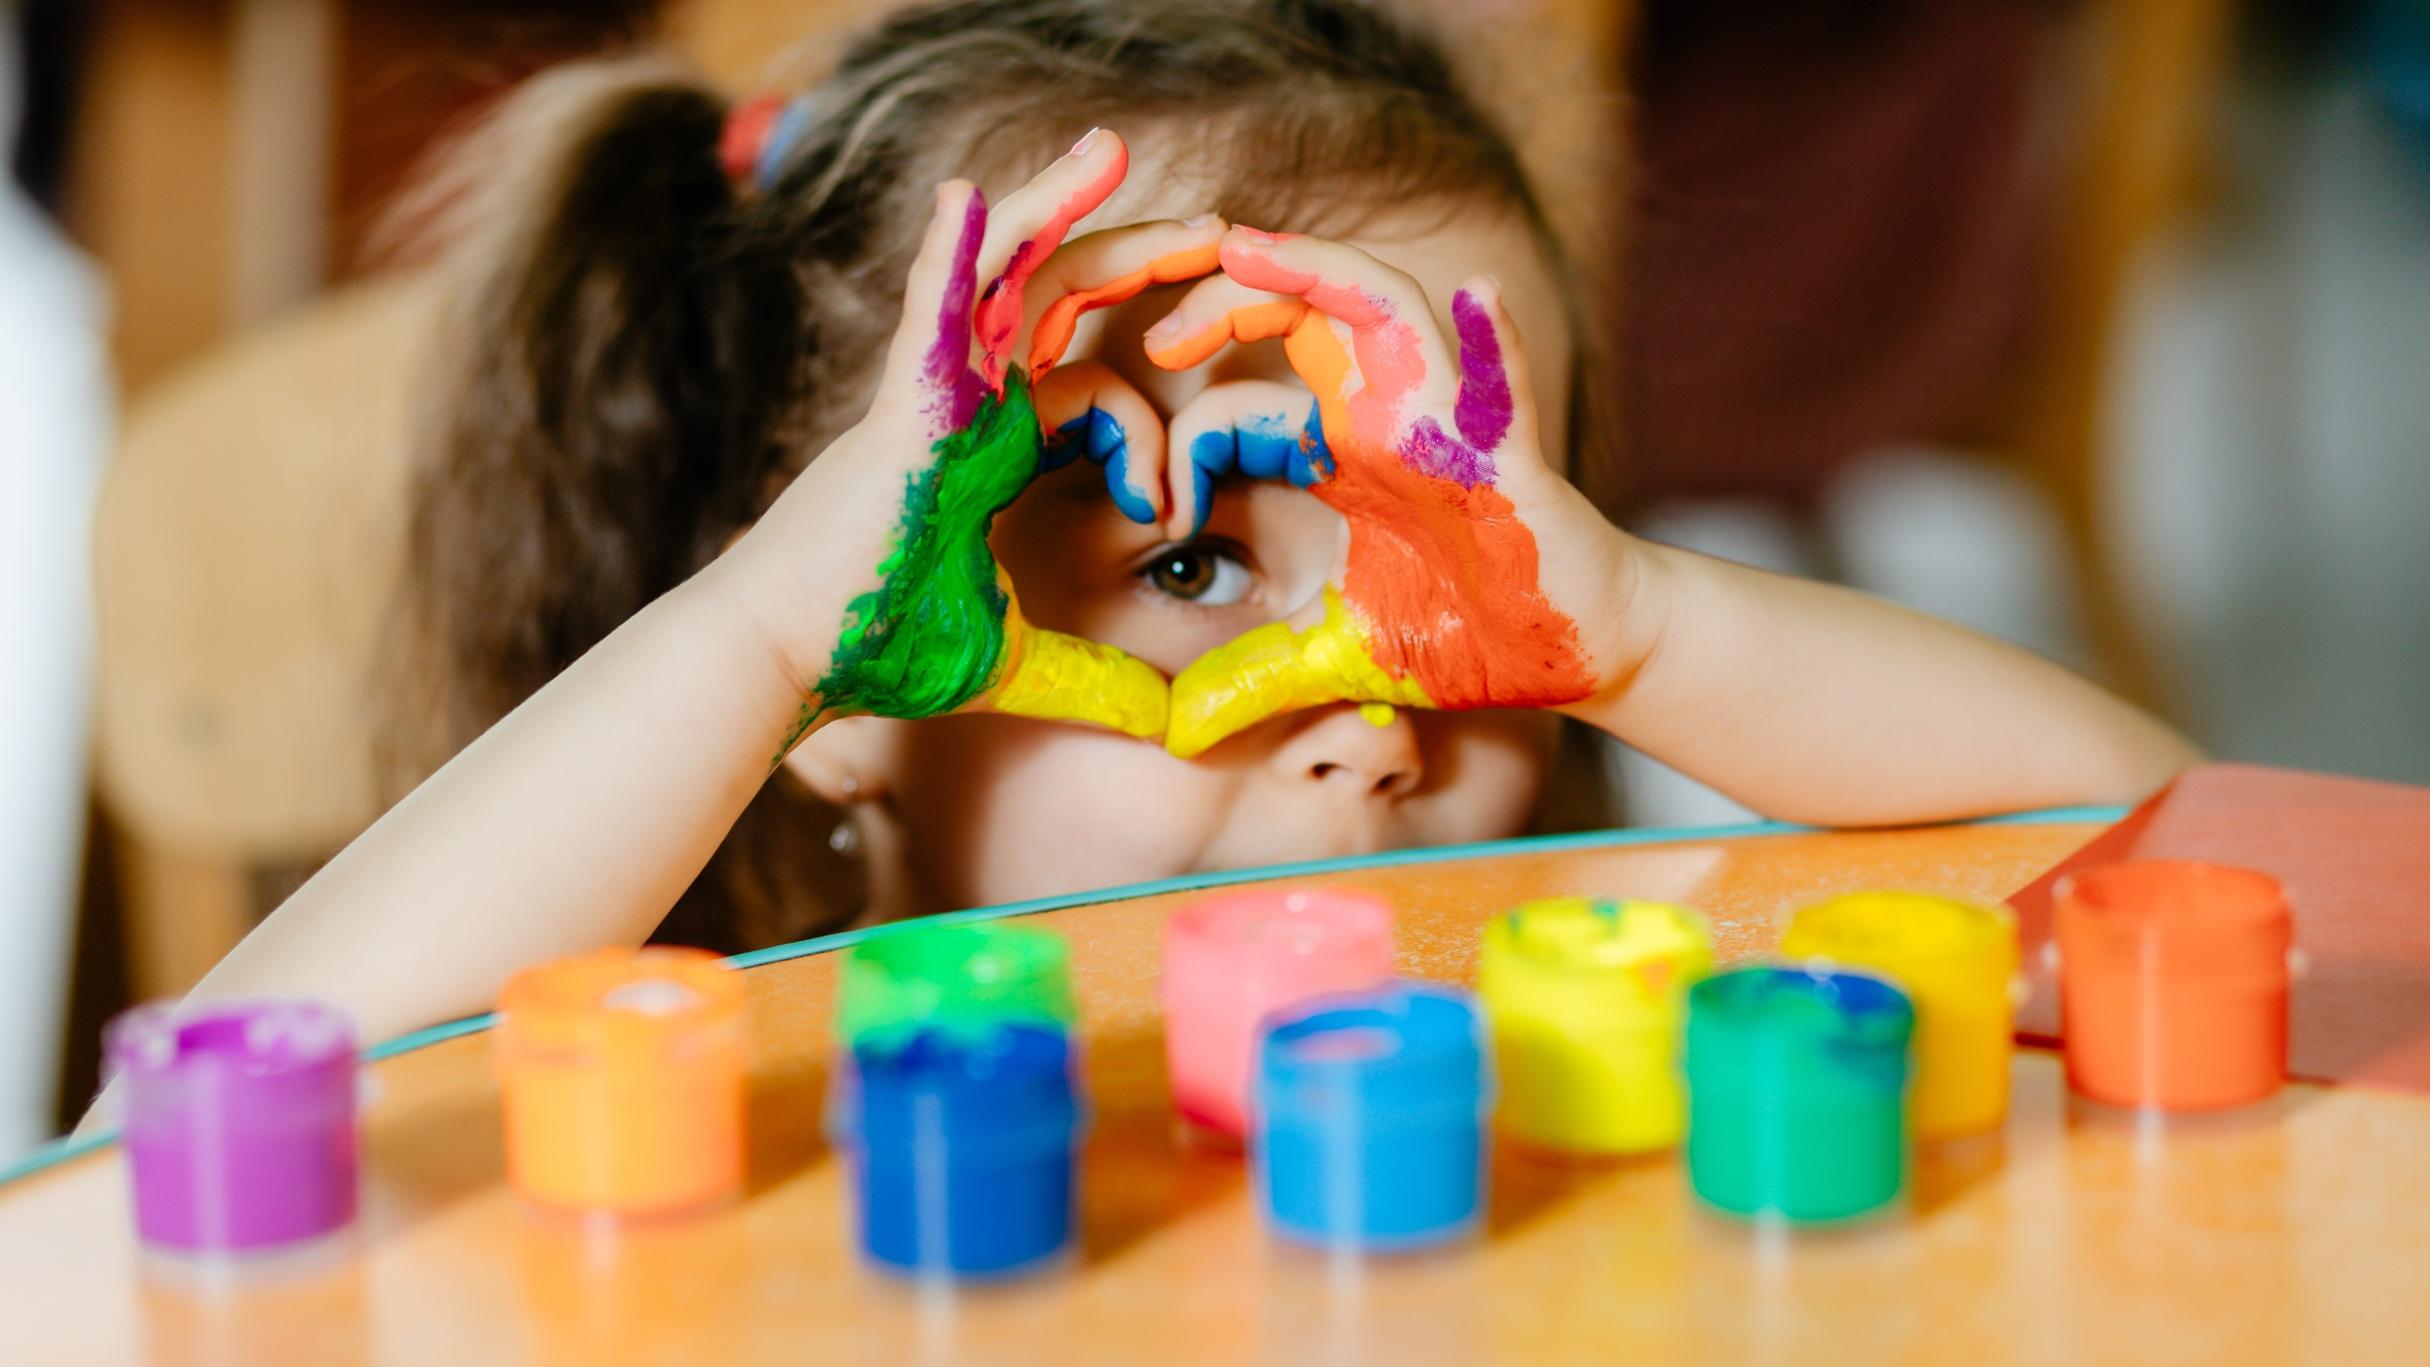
[812,133,1598,759]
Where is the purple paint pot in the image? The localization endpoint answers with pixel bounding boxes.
[106,998,359,1259]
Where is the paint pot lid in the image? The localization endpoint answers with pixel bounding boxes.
[1687,966,1914,1086]
[833,1021,1081,1153]
[1482,897,1714,1004]
[1165,887,1395,1002]
[106,998,357,1124]
[1255,981,1489,1125]
[2055,859,2292,970]
[1782,891,2018,993]
[838,923,1076,1045]
[497,947,743,1058]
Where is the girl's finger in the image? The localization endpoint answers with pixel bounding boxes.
[1448,275,1540,465]
[970,128,1129,387]
[1160,380,1330,539]
[1141,273,1309,371]
[875,180,988,438]
[1023,216,1225,379]
[1213,227,1460,414]
[1030,361,1168,525]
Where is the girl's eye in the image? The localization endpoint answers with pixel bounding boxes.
[1142,543,1252,606]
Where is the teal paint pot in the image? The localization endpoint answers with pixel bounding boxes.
[1684,966,1914,1223]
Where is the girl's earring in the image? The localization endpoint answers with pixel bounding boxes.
[828,811,864,859]
[829,774,864,858]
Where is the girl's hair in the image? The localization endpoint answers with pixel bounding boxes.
[386,0,1605,951]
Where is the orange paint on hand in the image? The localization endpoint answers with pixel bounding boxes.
[1279,312,1595,709]
[1031,241,1222,376]
[1143,299,1307,370]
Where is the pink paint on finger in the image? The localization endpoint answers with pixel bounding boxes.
[1218,230,1437,442]
[973,143,1129,390]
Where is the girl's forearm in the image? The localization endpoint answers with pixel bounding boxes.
[179,558,814,1046]
[1570,542,2201,826]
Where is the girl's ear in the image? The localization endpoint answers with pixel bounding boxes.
[781,714,904,808]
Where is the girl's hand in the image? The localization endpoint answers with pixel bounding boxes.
[1139,228,1648,758]
[731,131,1219,757]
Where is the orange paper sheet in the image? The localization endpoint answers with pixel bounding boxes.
[2007,762,2430,1093]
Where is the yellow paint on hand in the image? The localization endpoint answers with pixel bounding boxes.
[979,598,1169,740]
[1780,891,2019,1141]
[1165,587,1431,758]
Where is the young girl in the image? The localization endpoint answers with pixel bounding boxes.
[187,0,2196,1049]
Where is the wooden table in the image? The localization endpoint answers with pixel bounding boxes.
[8,815,2427,1364]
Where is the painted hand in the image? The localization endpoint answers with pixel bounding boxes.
[1140,228,1638,758]
[784,131,1219,751]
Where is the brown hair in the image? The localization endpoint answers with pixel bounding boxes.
[387,0,1603,951]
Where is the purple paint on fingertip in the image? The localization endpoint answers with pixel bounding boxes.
[1450,289,1512,451]
[923,190,989,430]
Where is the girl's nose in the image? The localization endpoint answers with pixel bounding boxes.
[1269,704,1424,799]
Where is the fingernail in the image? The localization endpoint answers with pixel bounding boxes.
[1069,126,1104,156]
[1183,212,1221,229]
[1232,226,1278,245]
[1143,315,1179,342]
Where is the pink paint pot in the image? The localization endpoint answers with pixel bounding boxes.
[1162,888,1397,1142]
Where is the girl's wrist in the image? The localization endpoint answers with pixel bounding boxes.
[693,517,847,726]
[1556,529,1680,729]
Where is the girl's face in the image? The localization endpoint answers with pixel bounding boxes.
[791,197,1577,919]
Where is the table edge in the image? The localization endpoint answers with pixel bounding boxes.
[0,804,2120,1190]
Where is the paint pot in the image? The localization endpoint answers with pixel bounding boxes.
[832,1021,1084,1279]
[1685,967,1914,1224]
[495,947,746,1219]
[1781,891,2018,1141]
[837,922,1075,1046]
[1163,887,1396,1141]
[107,998,359,1263]
[1252,982,1491,1251]
[1478,897,1713,1155]
[2055,860,2292,1111]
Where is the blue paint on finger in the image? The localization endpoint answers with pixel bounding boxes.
[1294,399,1333,485]
[1043,413,1090,473]
[1051,408,1156,524]
[1180,401,1338,536]
[1184,428,1233,538]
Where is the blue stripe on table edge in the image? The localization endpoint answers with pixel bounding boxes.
[0,803,2120,1190]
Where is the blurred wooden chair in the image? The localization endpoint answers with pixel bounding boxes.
[2017,0,2236,709]
[90,276,437,1000]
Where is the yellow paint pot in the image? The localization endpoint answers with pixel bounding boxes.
[1780,891,2019,1141]
[1478,898,1714,1155]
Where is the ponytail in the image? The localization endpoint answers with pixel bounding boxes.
[389,61,847,949]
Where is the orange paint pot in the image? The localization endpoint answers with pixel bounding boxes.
[2055,860,2293,1112]
[495,948,747,1219]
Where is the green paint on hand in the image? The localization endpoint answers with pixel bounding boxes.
[814,371,1041,719]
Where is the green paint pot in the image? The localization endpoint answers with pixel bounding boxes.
[1685,966,1913,1223]
[837,923,1076,1045]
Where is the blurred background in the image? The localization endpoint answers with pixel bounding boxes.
[1,0,2424,1157]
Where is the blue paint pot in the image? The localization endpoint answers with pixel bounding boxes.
[832,1021,1083,1278]
[1252,981,1492,1251]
